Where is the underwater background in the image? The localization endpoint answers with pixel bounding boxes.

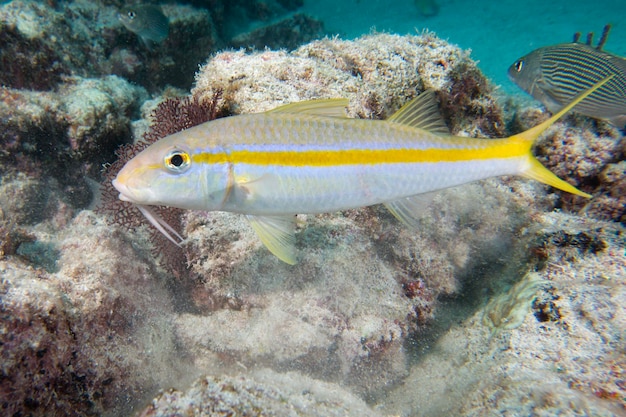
[304,0,626,93]
[0,0,625,416]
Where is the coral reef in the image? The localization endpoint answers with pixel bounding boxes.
[0,0,321,93]
[0,75,146,209]
[438,60,506,137]
[0,211,184,416]
[2,23,625,416]
[0,3,331,412]
[0,0,325,209]
[170,33,545,398]
[0,24,67,91]
[194,32,499,128]
[172,177,549,398]
[0,172,50,225]
[142,32,623,413]
[0,0,217,91]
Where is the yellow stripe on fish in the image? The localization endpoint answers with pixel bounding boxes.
[113,77,612,264]
[193,142,527,166]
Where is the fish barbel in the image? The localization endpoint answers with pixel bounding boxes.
[113,78,611,264]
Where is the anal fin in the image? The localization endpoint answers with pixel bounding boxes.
[246,214,297,264]
[383,193,437,229]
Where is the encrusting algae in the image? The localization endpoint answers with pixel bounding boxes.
[482,272,547,334]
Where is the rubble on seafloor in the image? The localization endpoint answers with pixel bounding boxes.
[138,369,379,417]
[381,213,626,416]
[0,211,186,417]
[0,16,624,416]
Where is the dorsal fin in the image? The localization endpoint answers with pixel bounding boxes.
[387,90,449,134]
[267,99,349,118]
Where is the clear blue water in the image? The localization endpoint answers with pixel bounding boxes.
[302,0,626,93]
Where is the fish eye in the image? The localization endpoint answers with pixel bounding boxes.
[514,60,524,72]
[164,150,191,173]
[127,10,136,20]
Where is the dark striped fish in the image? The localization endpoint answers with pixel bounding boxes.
[118,5,169,47]
[508,42,626,128]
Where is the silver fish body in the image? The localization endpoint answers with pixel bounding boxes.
[113,80,611,264]
[118,5,169,45]
[508,43,626,128]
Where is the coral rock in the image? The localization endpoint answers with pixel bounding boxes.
[0,211,184,416]
[139,369,381,417]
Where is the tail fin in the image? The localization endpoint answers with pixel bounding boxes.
[511,75,614,198]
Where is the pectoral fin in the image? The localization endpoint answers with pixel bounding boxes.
[246,214,297,264]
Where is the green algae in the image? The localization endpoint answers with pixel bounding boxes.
[482,272,547,333]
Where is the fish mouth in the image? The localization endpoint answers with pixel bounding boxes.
[112,178,127,199]
[112,178,184,246]
[112,177,149,204]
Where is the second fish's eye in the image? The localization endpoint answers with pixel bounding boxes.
[514,60,524,72]
[127,10,136,20]
[165,150,190,172]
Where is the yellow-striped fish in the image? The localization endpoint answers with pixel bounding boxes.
[113,78,610,264]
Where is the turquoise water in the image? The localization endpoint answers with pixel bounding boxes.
[303,0,626,92]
